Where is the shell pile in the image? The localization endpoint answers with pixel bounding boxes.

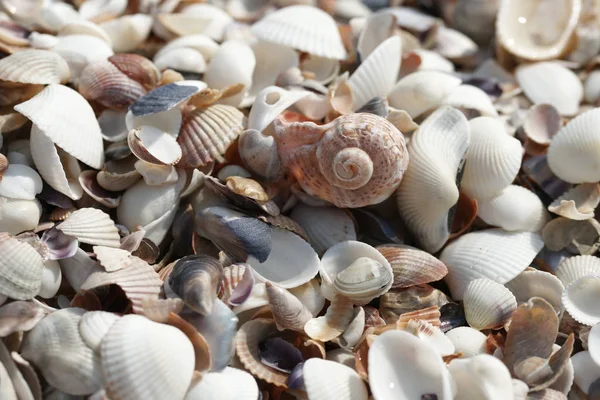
[2,0,600,399]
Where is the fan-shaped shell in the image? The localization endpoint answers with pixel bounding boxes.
[101,314,195,400]
[555,255,600,287]
[79,311,120,352]
[461,116,522,200]
[177,104,245,168]
[250,5,347,60]
[548,183,600,220]
[304,358,368,400]
[562,275,600,326]
[14,84,104,169]
[0,50,69,84]
[0,233,44,300]
[463,278,517,330]
[547,108,600,183]
[376,244,448,289]
[396,107,470,253]
[274,112,409,208]
[56,208,120,247]
[440,228,544,300]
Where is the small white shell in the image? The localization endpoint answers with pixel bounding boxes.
[303,358,368,400]
[185,367,259,400]
[157,4,233,41]
[0,197,42,235]
[410,49,455,74]
[584,70,600,104]
[555,255,600,287]
[571,350,600,394]
[448,355,515,400]
[52,34,114,81]
[57,208,121,248]
[0,50,70,84]
[154,34,219,62]
[548,183,600,220]
[589,323,600,366]
[288,279,325,317]
[561,275,600,326]
[440,228,544,300]
[304,294,354,342]
[247,86,309,133]
[154,48,207,73]
[100,14,152,53]
[250,5,347,60]
[515,62,583,116]
[58,20,113,45]
[463,278,517,330]
[0,233,44,300]
[402,319,455,356]
[0,164,42,200]
[79,0,127,20]
[441,84,498,117]
[135,161,178,186]
[505,270,565,314]
[39,259,62,299]
[445,326,488,357]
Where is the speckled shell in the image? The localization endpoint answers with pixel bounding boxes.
[273,113,409,208]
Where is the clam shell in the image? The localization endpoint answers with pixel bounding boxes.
[157,4,233,40]
[0,198,42,234]
[0,50,69,84]
[395,305,442,329]
[396,107,470,253]
[58,20,113,45]
[561,275,600,326]
[332,257,393,304]
[445,326,488,357]
[79,0,126,20]
[288,278,325,317]
[15,84,104,169]
[266,281,312,331]
[387,71,462,119]
[39,259,62,299]
[376,244,448,289]
[135,161,178,186]
[238,128,283,181]
[555,255,600,287]
[463,278,517,330]
[356,11,396,60]
[129,82,201,118]
[441,84,498,117]
[516,62,583,116]
[0,164,42,200]
[461,116,522,200]
[154,34,219,63]
[448,355,515,399]
[440,228,544,300]
[58,248,101,292]
[128,126,182,165]
[177,104,245,168]
[304,358,368,400]
[101,314,195,400]
[56,208,120,247]
[523,104,562,146]
[185,367,259,400]
[304,294,355,341]
[100,14,152,53]
[78,311,120,353]
[154,47,206,73]
[547,108,600,183]
[548,183,600,220]
[251,5,347,60]
[505,270,565,314]
[168,255,223,315]
[409,49,455,74]
[589,323,600,366]
[97,158,141,191]
[52,34,114,81]
[476,185,550,232]
[0,233,44,300]
[21,308,103,395]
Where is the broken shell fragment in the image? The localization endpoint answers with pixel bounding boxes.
[548,183,600,220]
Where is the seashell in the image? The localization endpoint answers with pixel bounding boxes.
[402,319,455,356]
[250,41,299,97]
[476,185,550,232]
[247,86,308,134]
[589,323,600,366]
[78,170,121,208]
[585,70,600,104]
[332,257,393,304]
[78,0,126,20]
[542,216,600,254]
[56,208,120,247]
[139,298,184,323]
[156,4,233,40]
[0,233,44,300]
[58,248,100,292]
[185,367,259,400]
[445,326,488,357]
[97,157,141,192]
[396,107,469,253]
[548,183,600,220]
[523,104,562,148]
[128,126,183,165]
[0,50,69,84]
[376,244,448,289]
[440,228,544,300]
[78,311,120,352]
[496,0,581,61]
[555,255,600,287]
[395,305,442,329]
[34,2,79,32]
[379,284,449,324]
[562,275,600,326]
[21,308,103,395]
[441,84,498,117]
[58,20,113,45]
[177,104,245,168]
[101,314,195,400]
[387,71,462,119]
[266,281,312,331]
[434,26,478,63]
[516,62,583,116]
[383,7,440,45]
[153,47,207,73]
[288,279,325,317]
[356,11,396,61]
[0,301,46,337]
[547,108,600,183]
[274,112,408,208]
[572,350,600,395]
[251,5,347,60]
[463,278,517,330]
[303,358,368,400]
[135,161,178,186]
[168,255,222,315]
[369,329,453,400]
[93,246,131,272]
[81,256,162,313]
[154,34,219,63]
[100,14,152,53]
[238,129,283,181]
[505,270,565,314]
[448,355,515,399]
[15,84,104,169]
[348,35,401,111]
[39,259,62,299]
[52,34,114,81]
[0,164,42,200]
[204,176,279,216]
[461,116,522,200]
[221,263,254,307]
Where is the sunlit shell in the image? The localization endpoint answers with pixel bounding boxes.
[304,294,355,341]
[463,278,517,330]
[562,275,600,326]
[0,164,42,200]
[128,126,182,165]
[332,257,393,304]
[0,197,42,235]
[0,50,69,84]
[555,255,600,287]
[448,355,515,399]
[56,208,120,247]
[78,311,120,352]
[548,183,600,220]
[0,233,44,300]
[441,84,498,117]
[571,350,600,395]
[52,34,114,81]
[58,20,112,45]
[377,244,448,289]
[93,246,131,272]
[505,270,565,314]
[157,4,233,40]
[304,358,368,400]
[246,86,307,134]
[445,326,488,357]
[0,300,46,337]
[185,367,259,400]
[100,14,152,53]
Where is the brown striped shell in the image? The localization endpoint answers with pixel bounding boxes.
[273,112,409,208]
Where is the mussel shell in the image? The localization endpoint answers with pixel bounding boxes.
[168,255,223,315]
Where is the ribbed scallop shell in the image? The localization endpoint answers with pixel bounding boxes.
[547,108,600,183]
[376,244,448,289]
[274,112,408,208]
[463,278,517,330]
[304,358,368,400]
[250,5,347,60]
[440,228,544,300]
[101,314,195,400]
[56,208,120,247]
[516,62,583,116]
[0,233,44,300]
[548,183,600,220]
[14,84,104,169]
[506,270,565,313]
[0,50,69,84]
[561,275,600,326]
[396,107,469,253]
[79,311,120,352]
[445,327,488,357]
[476,185,550,232]
[555,255,600,287]
[79,60,146,109]
[93,246,132,272]
[177,104,245,168]
[461,116,522,200]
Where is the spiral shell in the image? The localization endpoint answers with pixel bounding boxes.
[273,112,409,208]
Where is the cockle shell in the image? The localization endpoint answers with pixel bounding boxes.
[463,278,517,330]
[548,183,600,220]
[0,233,44,300]
[376,244,448,289]
[0,50,69,84]
[440,84,498,117]
[332,257,394,304]
[59,248,101,292]
[555,255,600,288]
[396,107,469,253]
[303,358,368,400]
[562,275,600,326]
[273,112,408,208]
[56,208,120,247]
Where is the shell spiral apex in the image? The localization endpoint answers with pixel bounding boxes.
[273,112,409,208]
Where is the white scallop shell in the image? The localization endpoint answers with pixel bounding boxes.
[440,228,544,300]
[515,62,583,116]
[185,367,259,400]
[0,50,69,84]
[476,185,550,232]
[0,197,42,235]
[463,278,517,330]
[100,14,152,53]
[555,255,600,287]
[0,164,42,200]
[448,355,515,400]
[15,84,104,169]
[547,108,600,183]
[348,35,401,111]
[251,5,347,59]
[247,86,309,133]
[57,208,120,248]
[571,350,600,394]
[396,107,470,253]
[561,275,600,326]
[304,358,368,400]
[246,227,320,289]
[505,270,565,313]
[441,84,498,116]
[387,71,462,119]
[461,116,522,200]
[249,40,299,97]
[79,311,120,352]
[101,314,195,400]
[445,326,488,357]
[548,183,600,220]
[93,246,132,272]
[0,233,44,300]
[52,34,114,81]
[369,330,453,400]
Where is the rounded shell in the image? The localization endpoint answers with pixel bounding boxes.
[463,278,517,330]
[274,113,409,208]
